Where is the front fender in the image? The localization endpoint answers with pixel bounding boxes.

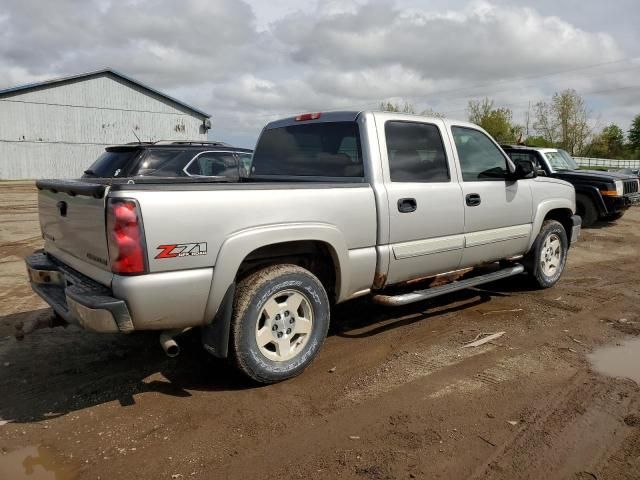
[202,222,350,324]
[575,185,608,215]
[527,198,575,250]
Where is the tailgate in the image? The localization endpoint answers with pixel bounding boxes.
[37,180,112,285]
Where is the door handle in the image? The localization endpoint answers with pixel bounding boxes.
[398,198,417,213]
[466,193,481,207]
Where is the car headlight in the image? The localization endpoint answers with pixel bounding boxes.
[615,180,624,196]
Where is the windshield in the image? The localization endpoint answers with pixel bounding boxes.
[84,149,138,177]
[556,149,579,169]
[251,121,363,178]
[546,150,578,171]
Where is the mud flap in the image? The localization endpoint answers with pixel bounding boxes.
[570,214,581,245]
[201,283,235,358]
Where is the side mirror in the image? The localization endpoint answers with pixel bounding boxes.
[513,160,537,180]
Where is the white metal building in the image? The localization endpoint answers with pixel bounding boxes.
[0,69,211,179]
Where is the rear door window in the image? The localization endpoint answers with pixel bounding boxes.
[251,122,363,178]
[385,121,449,182]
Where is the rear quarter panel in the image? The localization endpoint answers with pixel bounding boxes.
[109,184,378,323]
[113,185,376,271]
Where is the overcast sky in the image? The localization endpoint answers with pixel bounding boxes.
[1,0,639,148]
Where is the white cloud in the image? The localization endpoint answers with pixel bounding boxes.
[0,0,265,87]
[274,1,622,77]
[0,0,638,146]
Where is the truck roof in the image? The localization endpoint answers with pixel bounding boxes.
[105,141,253,154]
[264,111,363,130]
[264,110,480,130]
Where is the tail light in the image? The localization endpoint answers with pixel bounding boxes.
[107,198,147,274]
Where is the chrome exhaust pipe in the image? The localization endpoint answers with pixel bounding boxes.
[159,329,189,357]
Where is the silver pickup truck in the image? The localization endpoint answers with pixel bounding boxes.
[26,111,580,383]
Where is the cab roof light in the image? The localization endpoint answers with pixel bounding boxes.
[295,112,322,121]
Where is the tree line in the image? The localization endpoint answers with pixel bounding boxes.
[380,92,640,160]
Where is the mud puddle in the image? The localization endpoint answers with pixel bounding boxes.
[0,446,75,480]
[588,337,640,384]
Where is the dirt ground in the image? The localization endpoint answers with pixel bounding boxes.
[1,181,639,480]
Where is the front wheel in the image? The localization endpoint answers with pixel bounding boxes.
[230,264,330,383]
[524,220,568,288]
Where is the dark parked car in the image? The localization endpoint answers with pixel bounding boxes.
[502,145,640,227]
[611,167,640,178]
[83,141,253,181]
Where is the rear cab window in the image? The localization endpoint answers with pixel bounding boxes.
[251,122,363,178]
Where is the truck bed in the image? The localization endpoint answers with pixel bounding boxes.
[35,178,379,330]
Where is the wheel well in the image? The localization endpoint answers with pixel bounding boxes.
[544,208,573,241]
[236,241,339,300]
[575,191,604,215]
[575,192,592,206]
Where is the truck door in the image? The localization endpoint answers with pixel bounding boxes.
[449,126,533,267]
[380,119,465,285]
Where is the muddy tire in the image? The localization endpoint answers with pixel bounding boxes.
[576,193,598,227]
[230,264,330,384]
[524,220,568,289]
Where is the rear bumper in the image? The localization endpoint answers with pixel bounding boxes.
[25,252,134,333]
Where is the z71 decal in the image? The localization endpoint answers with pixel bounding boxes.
[155,242,207,259]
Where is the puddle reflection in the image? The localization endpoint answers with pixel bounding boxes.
[0,446,75,480]
[588,337,640,384]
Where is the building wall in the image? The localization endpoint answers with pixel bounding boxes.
[0,75,208,179]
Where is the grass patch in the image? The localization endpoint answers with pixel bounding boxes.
[578,166,610,171]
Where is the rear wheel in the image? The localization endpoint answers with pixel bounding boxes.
[524,220,568,288]
[575,193,598,227]
[230,264,330,383]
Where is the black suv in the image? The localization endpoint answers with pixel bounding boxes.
[502,145,640,227]
[82,141,253,181]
